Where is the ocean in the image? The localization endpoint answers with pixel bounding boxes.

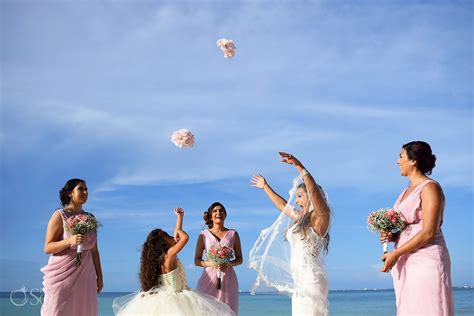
[1,288,472,315]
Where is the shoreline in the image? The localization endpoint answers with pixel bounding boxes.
[2,286,472,296]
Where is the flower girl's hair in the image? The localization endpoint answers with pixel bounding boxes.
[140,229,170,291]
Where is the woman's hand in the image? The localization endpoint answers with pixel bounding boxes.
[97,276,103,293]
[174,207,184,217]
[380,231,393,243]
[218,261,231,269]
[201,260,219,269]
[380,250,400,272]
[251,174,267,189]
[68,234,84,247]
[215,262,231,270]
[174,207,184,241]
[279,152,302,166]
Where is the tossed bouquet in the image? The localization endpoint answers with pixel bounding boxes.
[65,213,100,266]
[207,244,234,289]
[367,208,407,254]
[171,129,195,148]
[216,38,236,59]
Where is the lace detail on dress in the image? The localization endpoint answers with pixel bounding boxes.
[301,229,325,266]
[285,222,329,315]
[287,225,325,269]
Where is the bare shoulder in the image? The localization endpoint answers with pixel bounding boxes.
[49,210,63,224]
[422,181,444,202]
[46,211,64,240]
[423,181,443,194]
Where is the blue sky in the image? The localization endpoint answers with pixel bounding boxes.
[1,1,472,293]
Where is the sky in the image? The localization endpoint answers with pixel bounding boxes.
[1,0,472,293]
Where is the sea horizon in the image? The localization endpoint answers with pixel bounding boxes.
[2,284,473,295]
[2,287,473,316]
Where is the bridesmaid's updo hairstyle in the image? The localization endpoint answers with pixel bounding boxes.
[59,178,86,207]
[402,141,436,175]
[140,229,170,291]
[203,202,227,229]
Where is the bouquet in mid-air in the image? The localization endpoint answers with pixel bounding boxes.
[207,244,234,289]
[367,208,406,254]
[216,38,236,59]
[65,213,100,266]
[171,129,195,148]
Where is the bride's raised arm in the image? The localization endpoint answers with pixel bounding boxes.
[279,152,330,230]
[251,174,298,221]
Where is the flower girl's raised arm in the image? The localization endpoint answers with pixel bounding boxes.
[166,207,189,260]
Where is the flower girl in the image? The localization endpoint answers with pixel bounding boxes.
[113,207,234,316]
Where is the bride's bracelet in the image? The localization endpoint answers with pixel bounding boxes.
[299,168,309,178]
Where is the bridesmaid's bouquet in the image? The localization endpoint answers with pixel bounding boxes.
[207,244,234,289]
[367,208,407,254]
[65,213,100,266]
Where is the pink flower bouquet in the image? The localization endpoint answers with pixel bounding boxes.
[367,208,406,254]
[65,213,100,266]
[207,244,234,289]
[171,129,195,148]
[216,38,236,59]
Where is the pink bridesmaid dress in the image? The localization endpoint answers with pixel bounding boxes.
[197,229,239,314]
[392,180,454,316]
[41,209,98,316]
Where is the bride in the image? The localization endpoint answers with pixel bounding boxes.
[249,152,330,316]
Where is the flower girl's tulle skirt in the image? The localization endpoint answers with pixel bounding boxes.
[113,286,235,316]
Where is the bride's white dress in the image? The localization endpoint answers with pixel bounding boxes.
[113,262,234,316]
[286,224,329,316]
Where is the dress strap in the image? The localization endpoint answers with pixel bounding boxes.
[57,209,68,221]
[308,209,330,237]
[322,225,330,238]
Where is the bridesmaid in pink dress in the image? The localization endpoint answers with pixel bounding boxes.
[381,141,454,316]
[41,179,103,316]
[195,202,243,314]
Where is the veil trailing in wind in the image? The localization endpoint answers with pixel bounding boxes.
[248,174,329,296]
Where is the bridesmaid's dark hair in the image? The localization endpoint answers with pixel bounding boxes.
[203,202,227,229]
[402,141,436,175]
[140,229,171,291]
[59,178,86,207]
[293,183,330,255]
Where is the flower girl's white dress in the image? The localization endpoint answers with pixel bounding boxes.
[113,261,234,316]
